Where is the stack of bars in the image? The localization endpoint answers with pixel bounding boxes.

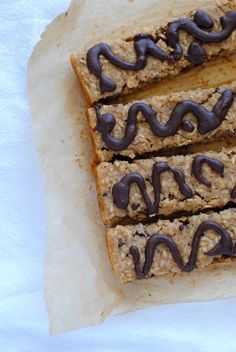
[71,0,236,283]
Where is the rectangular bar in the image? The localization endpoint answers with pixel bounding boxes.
[106,208,236,283]
[71,0,236,104]
[96,148,236,226]
[87,83,236,162]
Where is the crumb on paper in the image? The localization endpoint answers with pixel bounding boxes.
[80,129,84,140]
[76,157,83,168]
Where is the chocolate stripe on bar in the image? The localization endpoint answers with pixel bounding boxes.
[231,185,236,198]
[95,89,234,151]
[112,162,193,217]
[130,221,236,279]
[112,156,226,217]
[192,155,224,187]
[87,10,236,93]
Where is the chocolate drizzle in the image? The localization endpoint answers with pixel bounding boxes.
[86,10,236,93]
[112,162,193,217]
[87,34,170,93]
[95,89,234,151]
[192,155,224,187]
[130,221,236,279]
[231,185,236,198]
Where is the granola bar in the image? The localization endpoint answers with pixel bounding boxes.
[87,83,236,162]
[96,148,236,226]
[106,208,236,283]
[71,0,236,104]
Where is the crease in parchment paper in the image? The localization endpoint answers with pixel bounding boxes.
[28,0,236,335]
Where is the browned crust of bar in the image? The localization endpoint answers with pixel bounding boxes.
[86,109,101,163]
[71,55,94,106]
[93,164,110,226]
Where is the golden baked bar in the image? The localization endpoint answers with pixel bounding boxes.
[71,0,236,104]
[87,84,236,162]
[96,148,236,226]
[106,209,236,283]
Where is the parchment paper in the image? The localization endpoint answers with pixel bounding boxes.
[28,0,236,335]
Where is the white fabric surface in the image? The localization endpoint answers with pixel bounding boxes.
[1,0,236,351]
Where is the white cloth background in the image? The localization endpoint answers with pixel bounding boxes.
[1,0,236,351]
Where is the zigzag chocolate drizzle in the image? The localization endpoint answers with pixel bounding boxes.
[129,221,236,279]
[112,162,193,217]
[192,155,224,187]
[86,10,236,93]
[95,89,234,151]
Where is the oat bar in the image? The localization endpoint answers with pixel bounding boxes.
[106,208,236,283]
[87,83,236,162]
[71,1,236,104]
[96,148,236,226]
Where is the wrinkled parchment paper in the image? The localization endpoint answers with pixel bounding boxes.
[28,0,236,335]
